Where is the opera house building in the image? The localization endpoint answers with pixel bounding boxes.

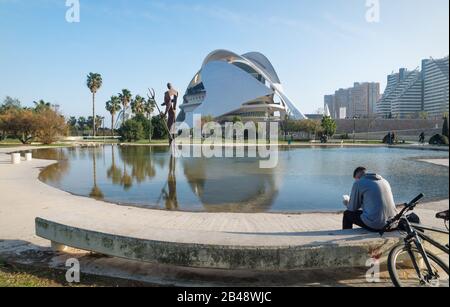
[177,50,307,126]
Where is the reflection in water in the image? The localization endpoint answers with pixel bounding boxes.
[182,157,279,213]
[107,146,122,185]
[159,155,179,210]
[35,146,449,213]
[89,148,104,200]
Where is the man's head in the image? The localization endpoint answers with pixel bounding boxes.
[353,167,367,180]
[167,83,172,89]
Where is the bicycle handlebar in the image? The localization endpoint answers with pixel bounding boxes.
[409,193,425,206]
[380,193,425,235]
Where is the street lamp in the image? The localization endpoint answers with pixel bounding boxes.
[353,116,358,144]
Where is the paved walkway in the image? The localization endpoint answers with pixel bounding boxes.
[0,146,448,285]
[1,146,448,249]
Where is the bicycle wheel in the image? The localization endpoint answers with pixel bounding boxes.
[388,244,449,287]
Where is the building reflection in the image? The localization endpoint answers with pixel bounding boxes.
[182,157,280,213]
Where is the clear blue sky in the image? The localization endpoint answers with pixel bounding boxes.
[0,0,448,121]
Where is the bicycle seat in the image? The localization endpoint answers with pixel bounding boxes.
[436,210,449,221]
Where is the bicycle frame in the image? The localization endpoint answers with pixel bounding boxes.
[400,218,448,284]
[412,223,449,255]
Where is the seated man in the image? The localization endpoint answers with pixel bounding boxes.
[343,167,397,232]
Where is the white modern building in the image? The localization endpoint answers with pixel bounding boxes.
[422,57,449,118]
[377,56,449,119]
[177,50,307,126]
[378,68,423,118]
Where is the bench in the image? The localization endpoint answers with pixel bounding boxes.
[35,217,402,271]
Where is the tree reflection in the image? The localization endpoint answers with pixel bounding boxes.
[114,146,161,190]
[107,145,122,185]
[89,147,104,200]
[38,148,70,184]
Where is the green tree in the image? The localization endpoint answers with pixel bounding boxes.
[118,89,132,124]
[95,115,103,134]
[133,114,153,140]
[67,116,78,136]
[443,116,449,138]
[418,111,429,120]
[144,98,156,119]
[77,117,87,134]
[143,98,156,141]
[33,100,51,112]
[86,72,103,137]
[131,95,145,115]
[321,116,337,138]
[151,115,169,140]
[68,117,77,127]
[106,96,121,137]
[1,96,21,113]
[119,119,144,142]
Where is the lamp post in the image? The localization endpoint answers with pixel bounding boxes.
[353,116,357,144]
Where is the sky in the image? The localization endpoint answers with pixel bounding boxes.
[0,0,449,122]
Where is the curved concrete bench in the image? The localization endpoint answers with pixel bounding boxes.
[35,217,402,271]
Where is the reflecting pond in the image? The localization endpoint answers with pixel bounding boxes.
[34,146,449,213]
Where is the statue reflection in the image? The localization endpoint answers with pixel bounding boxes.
[160,154,178,210]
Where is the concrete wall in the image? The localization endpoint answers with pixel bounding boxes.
[335,119,442,134]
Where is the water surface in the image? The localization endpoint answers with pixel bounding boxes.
[35,146,449,213]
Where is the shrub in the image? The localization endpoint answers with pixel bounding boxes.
[429,134,449,146]
[133,114,153,140]
[119,119,144,142]
[443,117,449,138]
[151,116,169,140]
[35,109,68,144]
[0,108,38,144]
[321,116,337,138]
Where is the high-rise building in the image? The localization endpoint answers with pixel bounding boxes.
[422,57,449,118]
[377,56,449,119]
[324,82,380,119]
[390,70,423,118]
[324,95,335,118]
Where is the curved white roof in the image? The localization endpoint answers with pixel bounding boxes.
[180,49,307,125]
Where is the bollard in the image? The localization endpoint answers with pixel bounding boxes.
[25,153,32,161]
[11,153,21,164]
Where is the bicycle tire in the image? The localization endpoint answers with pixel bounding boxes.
[388,244,449,287]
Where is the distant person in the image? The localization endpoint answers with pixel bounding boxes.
[342,167,398,232]
[419,132,426,145]
[162,83,179,147]
[390,132,396,145]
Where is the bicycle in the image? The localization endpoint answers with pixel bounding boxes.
[380,194,449,287]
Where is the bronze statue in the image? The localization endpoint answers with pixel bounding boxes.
[162,83,178,147]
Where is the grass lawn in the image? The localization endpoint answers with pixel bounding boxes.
[0,260,152,287]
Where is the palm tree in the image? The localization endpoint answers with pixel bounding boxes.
[77,117,87,134]
[95,116,103,135]
[144,97,156,120]
[33,100,51,112]
[86,73,103,137]
[131,95,145,115]
[144,98,156,141]
[118,89,132,123]
[106,96,121,137]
